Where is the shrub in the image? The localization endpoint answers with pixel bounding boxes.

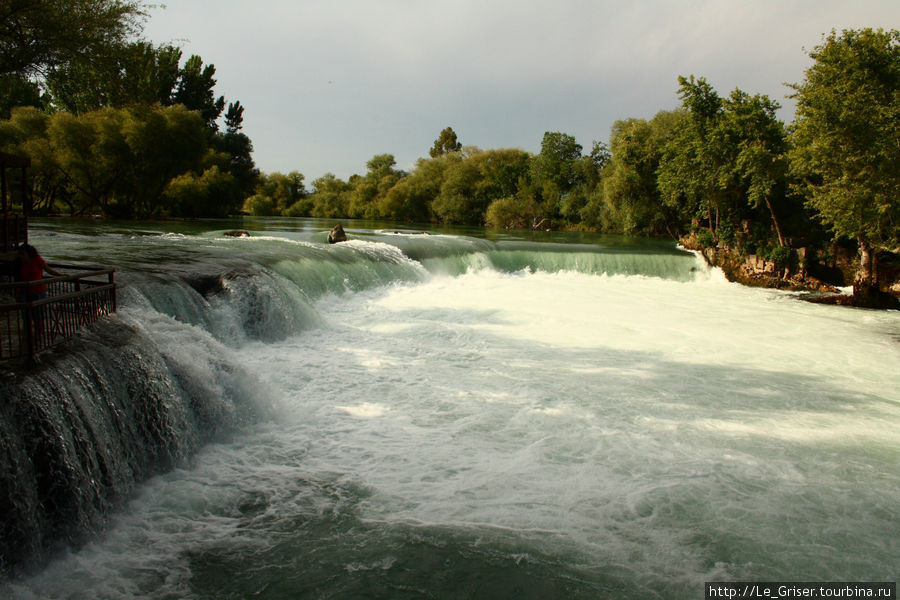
[697,230,716,248]
[765,245,792,269]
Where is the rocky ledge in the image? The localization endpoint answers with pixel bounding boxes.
[680,234,900,309]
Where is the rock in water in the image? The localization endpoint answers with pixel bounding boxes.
[328,224,348,244]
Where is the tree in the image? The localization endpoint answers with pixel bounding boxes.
[789,28,900,303]
[377,155,451,222]
[0,0,147,78]
[173,54,226,129]
[118,104,210,217]
[429,126,462,158]
[44,42,181,113]
[432,154,482,224]
[529,131,584,223]
[530,131,583,190]
[0,106,69,213]
[342,154,403,219]
[485,192,543,230]
[657,76,725,236]
[0,73,46,118]
[0,104,211,217]
[243,171,307,216]
[164,165,238,218]
[592,113,683,236]
[657,75,793,253]
[214,128,258,200]
[45,108,129,215]
[720,89,789,246]
[310,173,352,218]
[224,101,244,133]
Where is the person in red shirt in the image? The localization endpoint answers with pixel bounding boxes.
[16,244,62,302]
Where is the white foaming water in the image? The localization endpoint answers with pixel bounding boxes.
[6,234,900,599]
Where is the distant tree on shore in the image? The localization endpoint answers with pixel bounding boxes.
[589,111,684,236]
[0,104,246,218]
[243,171,308,216]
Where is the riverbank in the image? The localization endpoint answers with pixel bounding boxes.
[680,233,900,309]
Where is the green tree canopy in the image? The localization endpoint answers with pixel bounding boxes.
[0,103,218,217]
[44,41,181,113]
[0,0,147,78]
[658,75,794,253]
[719,89,790,246]
[591,111,684,236]
[243,171,307,216]
[530,131,583,191]
[657,76,725,233]
[310,173,352,219]
[174,54,226,129]
[789,28,899,299]
[44,43,228,131]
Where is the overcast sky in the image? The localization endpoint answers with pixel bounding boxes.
[143,0,899,182]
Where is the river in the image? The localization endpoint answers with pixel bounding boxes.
[2,218,898,599]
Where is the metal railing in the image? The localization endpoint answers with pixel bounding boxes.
[0,265,117,361]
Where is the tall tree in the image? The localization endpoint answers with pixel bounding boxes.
[173,54,226,129]
[789,28,900,303]
[429,126,462,158]
[214,128,258,201]
[432,155,482,224]
[593,112,684,236]
[530,131,583,223]
[657,76,725,235]
[224,100,244,133]
[720,89,789,246]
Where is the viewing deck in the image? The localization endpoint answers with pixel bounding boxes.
[0,265,117,362]
[0,152,118,361]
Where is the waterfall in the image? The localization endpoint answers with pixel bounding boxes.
[11,221,891,600]
[0,229,706,575]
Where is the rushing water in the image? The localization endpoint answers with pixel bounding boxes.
[2,218,898,599]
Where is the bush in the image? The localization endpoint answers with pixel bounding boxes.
[242,193,276,216]
[697,230,716,248]
[485,195,542,229]
[717,221,735,247]
[765,245,792,269]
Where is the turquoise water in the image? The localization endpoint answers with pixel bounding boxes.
[4,218,898,599]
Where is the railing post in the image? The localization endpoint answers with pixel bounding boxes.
[23,297,34,359]
[23,164,30,223]
[1,164,7,213]
[110,270,117,312]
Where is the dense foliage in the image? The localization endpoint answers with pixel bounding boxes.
[0,0,147,78]
[0,2,257,217]
[789,28,900,295]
